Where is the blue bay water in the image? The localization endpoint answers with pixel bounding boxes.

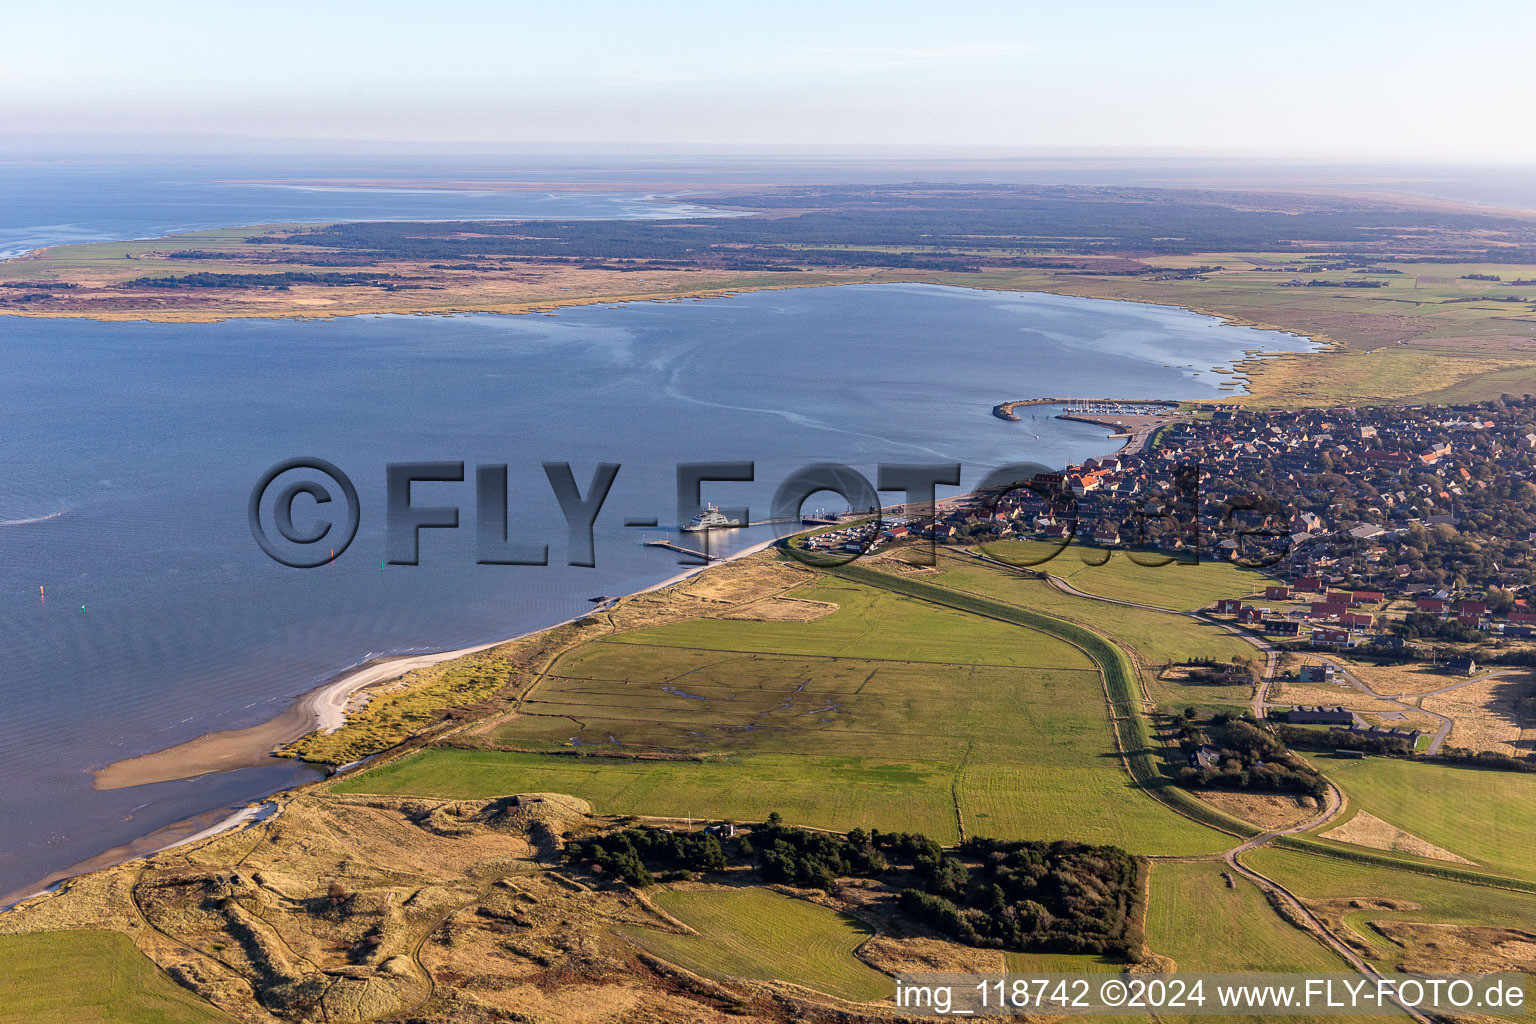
[0,156,732,258]
[0,281,1314,896]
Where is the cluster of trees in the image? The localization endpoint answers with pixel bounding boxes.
[746,817,945,890]
[1176,713,1329,799]
[1274,730,1534,770]
[1298,279,1389,288]
[170,249,376,266]
[563,814,1142,956]
[1274,723,1414,756]
[1394,613,1486,643]
[1176,657,1259,686]
[563,827,726,885]
[898,838,1140,956]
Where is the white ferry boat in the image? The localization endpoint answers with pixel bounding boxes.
[681,503,743,533]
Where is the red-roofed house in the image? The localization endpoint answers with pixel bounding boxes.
[1311,627,1354,647]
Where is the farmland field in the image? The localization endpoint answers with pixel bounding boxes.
[618,887,890,1002]
[340,569,1232,855]
[1307,758,1536,882]
[0,930,232,1024]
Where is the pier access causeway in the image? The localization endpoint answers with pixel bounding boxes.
[992,397,1186,454]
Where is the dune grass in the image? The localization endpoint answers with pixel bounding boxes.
[1245,845,1536,974]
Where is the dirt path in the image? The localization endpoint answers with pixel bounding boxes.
[1256,657,1518,754]
[971,554,1438,1012]
[1019,562,1287,719]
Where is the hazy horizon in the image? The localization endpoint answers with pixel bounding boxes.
[5,0,1535,163]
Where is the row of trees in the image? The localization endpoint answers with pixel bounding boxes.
[563,816,1142,957]
[1273,723,1413,756]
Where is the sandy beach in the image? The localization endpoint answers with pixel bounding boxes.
[91,535,788,792]
[93,642,516,790]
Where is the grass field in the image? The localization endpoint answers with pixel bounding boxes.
[339,748,966,839]
[1308,758,1536,882]
[341,569,1235,855]
[619,888,890,1002]
[0,930,232,1024]
[973,542,1267,611]
[1144,862,1397,1024]
[606,578,1088,666]
[1245,846,1536,971]
[1146,861,1344,973]
[999,951,1127,974]
[912,552,1259,708]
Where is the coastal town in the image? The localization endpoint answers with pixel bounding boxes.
[902,396,1536,660]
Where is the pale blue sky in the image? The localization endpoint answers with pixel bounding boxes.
[4,0,1534,160]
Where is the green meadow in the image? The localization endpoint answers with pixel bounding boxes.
[1307,758,1536,882]
[913,552,1260,707]
[340,570,1232,855]
[1147,861,1345,973]
[0,931,232,1024]
[620,888,890,1002]
[974,541,1266,611]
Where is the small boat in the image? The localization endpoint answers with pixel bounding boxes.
[681,503,742,533]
